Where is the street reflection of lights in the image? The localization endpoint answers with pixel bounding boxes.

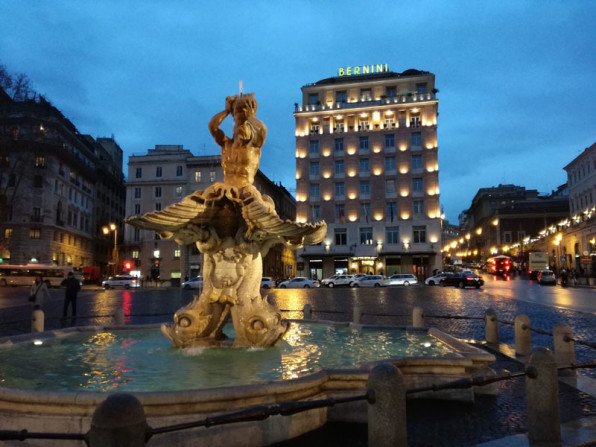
[33,340,43,346]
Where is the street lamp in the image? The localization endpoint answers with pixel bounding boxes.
[102,223,119,276]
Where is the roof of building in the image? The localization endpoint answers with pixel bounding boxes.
[303,69,432,88]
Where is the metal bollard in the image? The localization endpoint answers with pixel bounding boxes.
[367,363,407,446]
[31,309,45,333]
[303,303,312,320]
[353,304,362,324]
[514,314,531,357]
[88,393,149,446]
[484,308,499,344]
[553,324,576,377]
[525,348,561,446]
[412,307,424,327]
[113,308,125,326]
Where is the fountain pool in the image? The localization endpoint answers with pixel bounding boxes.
[0,321,495,446]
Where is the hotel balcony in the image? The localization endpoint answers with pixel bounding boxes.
[294,92,437,114]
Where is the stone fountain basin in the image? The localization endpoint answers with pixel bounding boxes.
[0,322,495,446]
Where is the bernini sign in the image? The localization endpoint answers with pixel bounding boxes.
[338,64,389,76]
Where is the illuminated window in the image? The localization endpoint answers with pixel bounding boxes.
[4,228,12,238]
[413,226,426,243]
[174,249,181,258]
[360,89,372,101]
[210,171,216,182]
[29,228,41,239]
[410,114,421,128]
[132,250,139,259]
[359,227,373,245]
[175,186,183,196]
[195,171,201,182]
[34,155,46,168]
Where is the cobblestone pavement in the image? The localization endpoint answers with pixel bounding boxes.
[1,283,596,445]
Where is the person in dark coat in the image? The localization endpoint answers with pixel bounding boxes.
[61,272,81,317]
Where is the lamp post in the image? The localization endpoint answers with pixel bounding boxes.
[102,223,119,276]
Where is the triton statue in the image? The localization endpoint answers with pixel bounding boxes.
[126,93,326,348]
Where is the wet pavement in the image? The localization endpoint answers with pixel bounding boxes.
[1,280,596,445]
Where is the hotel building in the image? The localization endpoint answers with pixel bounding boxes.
[294,67,441,279]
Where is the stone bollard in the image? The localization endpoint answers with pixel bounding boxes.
[525,348,561,446]
[113,308,125,326]
[514,314,531,357]
[367,363,407,446]
[484,308,499,345]
[553,324,576,377]
[31,309,45,333]
[412,307,424,327]
[353,304,362,324]
[88,393,149,446]
[303,303,312,320]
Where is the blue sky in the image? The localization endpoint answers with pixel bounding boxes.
[2,1,595,223]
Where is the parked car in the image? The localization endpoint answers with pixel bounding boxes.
[425,272,455,286]
[388,274,418,286]
[537,270,557,286]
[278,277,320,288]
[102,275,139,289]
[181,276,204,289]
[350,275,388,287]
[439,272,484,289]
[321,274,354,288]
[260,277,276,289]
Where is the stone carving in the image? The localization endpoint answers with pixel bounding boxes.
[126,93,326,348]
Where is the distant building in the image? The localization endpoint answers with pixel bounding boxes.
[124,145,296,282]
[0,89,124,269]
[455,184,569,263]
[294,67,441,279]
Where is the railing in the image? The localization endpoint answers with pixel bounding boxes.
[294,93,437,113]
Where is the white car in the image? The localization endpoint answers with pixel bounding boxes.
[260,277,276,289]
[321,274,354,288]
[350,275,388,287]
[424,272,455,286]
[102,275,139,289]
[181,276,204,289]
[388,274,418,286]
[278,277,320,288]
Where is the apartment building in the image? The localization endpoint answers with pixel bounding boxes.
[124,145,297,282]
[0,89,125,269]
[294,67,442,279]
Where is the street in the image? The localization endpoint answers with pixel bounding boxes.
[0,274,595,379]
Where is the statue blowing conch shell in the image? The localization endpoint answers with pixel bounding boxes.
[126,93,326,348]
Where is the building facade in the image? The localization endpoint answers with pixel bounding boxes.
[124,145,296,282]
[294,67,441,280]
[0,89,125,270]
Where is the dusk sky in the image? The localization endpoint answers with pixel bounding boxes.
[2,1,595,223]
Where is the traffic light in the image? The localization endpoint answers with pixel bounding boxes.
[123,260,132,271]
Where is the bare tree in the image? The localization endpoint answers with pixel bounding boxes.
[0,64,35,100]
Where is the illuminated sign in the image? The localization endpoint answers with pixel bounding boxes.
[339,64,389,76]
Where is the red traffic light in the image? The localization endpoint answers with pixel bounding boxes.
[123,261,132,270]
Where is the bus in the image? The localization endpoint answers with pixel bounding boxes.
[528,252,549,279]
[486,255,512,276]
[0,264,77,287]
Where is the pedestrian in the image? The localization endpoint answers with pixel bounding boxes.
[61,271,81,317]
[29,276,51,310]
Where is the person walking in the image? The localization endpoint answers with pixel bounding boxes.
[61,272,81,318]
[29,276,51,310]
